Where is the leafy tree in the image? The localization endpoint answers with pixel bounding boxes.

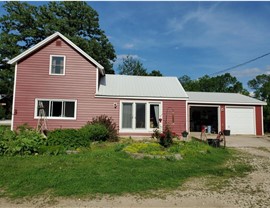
[0,1,116,116]
[118,55,148,76]
[178,75,196,91]
[179,73,249,95]
[148,70,163,76]
[118,55,163,76]
[248,74,270,132]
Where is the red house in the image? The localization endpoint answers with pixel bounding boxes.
[8,32,188,136]
[8,32,266,136]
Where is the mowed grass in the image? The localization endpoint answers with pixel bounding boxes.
[0,141,251,198]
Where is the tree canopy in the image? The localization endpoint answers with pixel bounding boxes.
[118,55,163,76]
[178,73,249,95]
[0,1,116,117]
[248,74,270,132]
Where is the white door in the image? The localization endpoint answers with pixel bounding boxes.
[225,107,255,135]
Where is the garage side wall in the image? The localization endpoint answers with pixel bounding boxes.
[255,106,263,136]
[163,100,186,136]
[220,105,226,132]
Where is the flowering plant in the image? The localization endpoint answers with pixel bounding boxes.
[151,125,174,148]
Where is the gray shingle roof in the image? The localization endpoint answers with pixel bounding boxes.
[97,74,188,99]
[187,91,267,105]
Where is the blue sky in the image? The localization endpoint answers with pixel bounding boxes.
[1,1,270,89]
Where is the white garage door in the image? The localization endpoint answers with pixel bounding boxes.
[225,107,255,135]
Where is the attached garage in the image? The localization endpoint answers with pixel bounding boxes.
[186,91,267,136]
[225,107,255,135]
[189,106,219,133]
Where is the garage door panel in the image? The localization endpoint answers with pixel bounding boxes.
[226,107,255,135]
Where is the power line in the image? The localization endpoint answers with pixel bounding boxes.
[209,52,270,76]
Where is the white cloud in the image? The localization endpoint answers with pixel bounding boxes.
[123,43,135,49]
[165,2,269,55]
[231,67,270,78]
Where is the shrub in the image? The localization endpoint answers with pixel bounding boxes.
[0,128,46,156]
[123,142,165,155]
[0,105,6,119]
[152,125,174,148]
[90,115,118,142]
[47,128,89,149]
[80,123,109,142]
[16,123,33,132]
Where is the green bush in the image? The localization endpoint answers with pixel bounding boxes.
[123,142,165,155]
[152,125,174,148]
[0,128,46,156]
[0,105,6,119]
[47,128,89,149]
[80,123,109,142]
[90,115,119,142]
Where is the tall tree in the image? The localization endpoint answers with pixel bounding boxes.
[118,55,163,76]
[118,55,148,76]
[148,70,163,76]
[0,1,116,117]
[248,74,270,132]
[178,73,249,95]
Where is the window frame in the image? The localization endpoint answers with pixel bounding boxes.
[120,100,162,133]
[34,98,77,120]
[49,55,66,75]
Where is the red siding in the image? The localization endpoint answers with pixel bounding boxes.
[163,100,186,136]
[13,37,187,136]
[220,105,226,132]
[13,37,121,130]
[255,106,263,135]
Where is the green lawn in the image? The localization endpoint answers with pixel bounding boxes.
[0,141,251,198]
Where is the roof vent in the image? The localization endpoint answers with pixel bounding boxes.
[56,40,62,47]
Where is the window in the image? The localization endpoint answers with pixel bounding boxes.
[150,104,159,128]
[50,55,65,75]
[122,103,133,128]
[36,99,76,119]
[136,103,146,128]
[121,101,161,131]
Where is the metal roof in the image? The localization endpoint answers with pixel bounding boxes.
[187,91,267,105]
[97,74,188,99]
[8,32,105,75]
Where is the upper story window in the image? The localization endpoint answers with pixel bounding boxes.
[50,55,66,75]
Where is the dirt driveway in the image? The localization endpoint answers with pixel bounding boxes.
[1,135,270,208]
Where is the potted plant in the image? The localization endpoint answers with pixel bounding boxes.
[182,130,189,138]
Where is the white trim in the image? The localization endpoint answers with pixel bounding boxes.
[188,101,267,106]
[95,94,188,101]
[119,100,163,133]
[11,64,18,131]
[218,106,221,132]
[96,67,99,94]
[7,32,105,75]
[261,106,264,135]
[49,55,66,75]
[186,101,188,132]
[34,98,77,120]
